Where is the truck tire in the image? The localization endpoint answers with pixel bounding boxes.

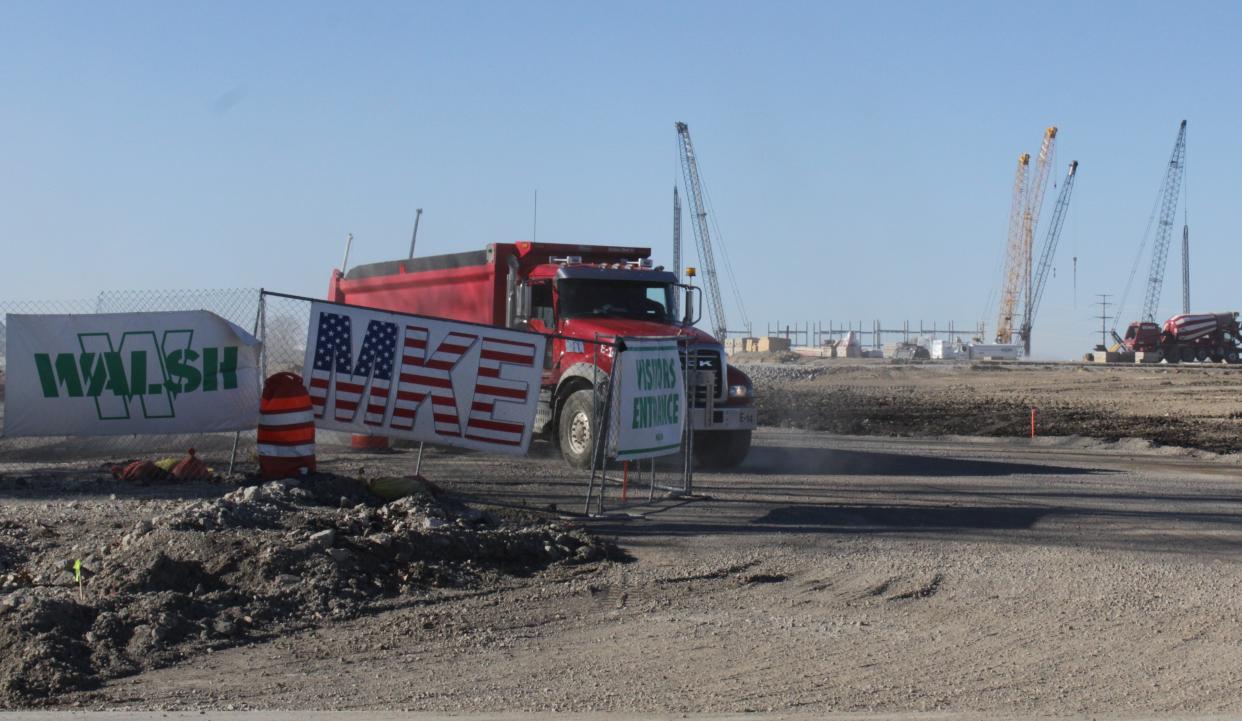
[558,389,598,469]
[1226,348,1240,364]
[693,429,752,470]
[1195,347,1210,362]
[1180,346,1196,363]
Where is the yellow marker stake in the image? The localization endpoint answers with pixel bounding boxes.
[74,559,83,601]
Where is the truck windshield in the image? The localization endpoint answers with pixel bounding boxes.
[558,279,673,322]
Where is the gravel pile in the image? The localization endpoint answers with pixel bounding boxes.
[732,363,830,386]
[0,473,616,707]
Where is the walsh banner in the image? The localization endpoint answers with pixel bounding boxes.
[3,311,262,437]
[608,338,685,461]
[304,301,545,454]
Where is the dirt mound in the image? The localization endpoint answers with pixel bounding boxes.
[0,474,617,707]
[751,372,1242,453]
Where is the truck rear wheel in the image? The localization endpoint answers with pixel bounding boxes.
[1180,346,1196,363]
[558,389,598,469]
[693,429,752,470]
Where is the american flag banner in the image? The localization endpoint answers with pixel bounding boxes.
[307,314,398,425]
[391,326,478,435]
[303,301,545,455]
[465,337,540,447]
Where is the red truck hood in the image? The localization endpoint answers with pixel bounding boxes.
[560,317,719,346]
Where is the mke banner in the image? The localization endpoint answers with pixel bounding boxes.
[4,311,262,437]
[608,339,685,460]
[303,301,545,454]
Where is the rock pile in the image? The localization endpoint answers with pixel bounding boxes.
[0,474,615,706]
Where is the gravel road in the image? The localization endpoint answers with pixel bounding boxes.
[5,428,1241,717]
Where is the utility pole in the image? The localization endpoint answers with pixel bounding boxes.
[673,186,682,282]
[1095,293,1113,349]
[672,186,682,316]
[1181,223,1190,314]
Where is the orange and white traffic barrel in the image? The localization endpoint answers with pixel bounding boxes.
[258,372,316,479]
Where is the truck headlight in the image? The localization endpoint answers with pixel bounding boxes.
[728,384,752,400]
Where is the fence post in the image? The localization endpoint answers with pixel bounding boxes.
[228,289,265,475]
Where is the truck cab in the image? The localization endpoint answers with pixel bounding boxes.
[329,242,756,469]
[1121,321,1162,352]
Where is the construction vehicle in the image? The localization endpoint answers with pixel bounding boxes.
[1118,312,1242,363]
[1114,121,1188,336]
[328,241,757,469]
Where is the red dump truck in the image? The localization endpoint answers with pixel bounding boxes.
[1119,312,1242,363]
[329,242,756,468]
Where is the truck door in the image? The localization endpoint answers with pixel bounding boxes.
[529,281,557,384]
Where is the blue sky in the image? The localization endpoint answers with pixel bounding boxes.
[3,1,1239,358]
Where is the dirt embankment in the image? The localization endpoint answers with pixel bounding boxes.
[739,359,1242,454]
[0,473,618,707]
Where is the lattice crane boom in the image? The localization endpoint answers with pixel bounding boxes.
[675,121,728,341]
[1023,160,1079,349]
[995,153,1030,343]
[1021,127,1057,339]
[1140,120,1188,322]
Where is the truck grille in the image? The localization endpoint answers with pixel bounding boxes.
[681,348,723,407]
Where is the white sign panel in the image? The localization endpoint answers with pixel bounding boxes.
[609,339,685,460]
[3,311,261,437]
[304,301,545,454]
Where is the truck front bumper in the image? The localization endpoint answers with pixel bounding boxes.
[689,404,757,431]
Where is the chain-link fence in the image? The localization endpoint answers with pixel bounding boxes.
[0,289,262,464]
[256,292,311,379]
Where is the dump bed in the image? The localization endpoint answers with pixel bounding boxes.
[330,248,504,325]
[329,242,653,327]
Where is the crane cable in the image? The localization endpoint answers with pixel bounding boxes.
[1112,167,1167,332]
[700,172,751,335]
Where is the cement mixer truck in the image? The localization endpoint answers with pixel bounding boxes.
[1119,312,1242,363]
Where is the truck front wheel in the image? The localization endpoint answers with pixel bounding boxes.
[693,429,752,470]
[558,389,598,469]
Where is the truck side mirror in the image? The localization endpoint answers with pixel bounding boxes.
[515,283,532,322]
[682,287,697,325]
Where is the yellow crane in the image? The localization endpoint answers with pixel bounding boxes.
[995,153,1030,343]
[995,126,1057,346]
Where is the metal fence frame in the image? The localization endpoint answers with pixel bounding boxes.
[583,334,702,516]
[3,290,716,508]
